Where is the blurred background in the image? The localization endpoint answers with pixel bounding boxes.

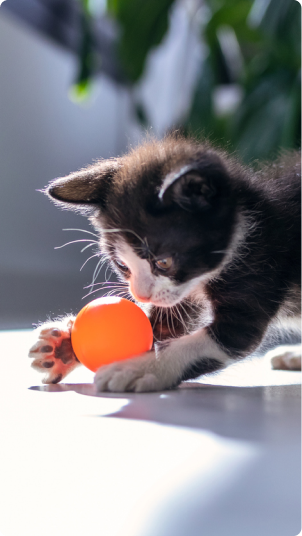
[0,0,300,328]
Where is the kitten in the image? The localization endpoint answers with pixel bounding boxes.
[29,135,301,391]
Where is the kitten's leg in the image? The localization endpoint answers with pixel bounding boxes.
[94,328,232,393]
[268,345,301,371]
[28,316,80,383]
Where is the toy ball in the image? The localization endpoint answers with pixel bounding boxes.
[71,297,153,372]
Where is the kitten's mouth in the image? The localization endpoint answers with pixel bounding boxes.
[134,296,152,304]
[130,291,179,308]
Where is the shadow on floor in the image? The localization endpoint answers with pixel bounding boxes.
[29,381,301,444]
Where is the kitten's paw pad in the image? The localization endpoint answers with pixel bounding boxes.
[29,320,79,383]
[269,346,301,371]
[94,353,170,392]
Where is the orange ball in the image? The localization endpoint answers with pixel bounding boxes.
[71,297,153,372]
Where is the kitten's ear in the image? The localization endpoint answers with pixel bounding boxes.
[159,166,217,209]
[45,158,121,208]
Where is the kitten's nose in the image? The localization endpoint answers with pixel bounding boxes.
[130,283,151,303]
[131,291,151,303]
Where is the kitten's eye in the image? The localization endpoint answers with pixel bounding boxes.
[155,257,173,271]
[116,259,129,272]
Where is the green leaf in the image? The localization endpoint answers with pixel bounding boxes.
[69,80,93,103]
[230,70,300,160]
[108,0,176,82]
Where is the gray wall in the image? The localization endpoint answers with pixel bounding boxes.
[0,3,201,329]
[0,11,137,328]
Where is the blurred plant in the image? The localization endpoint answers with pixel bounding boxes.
[75,0,300,161]
[107,0,175,82]
[70,0,96,102]
[186,0,301,161]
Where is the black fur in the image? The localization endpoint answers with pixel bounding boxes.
[179,358,223,382]
[46,135,301,378]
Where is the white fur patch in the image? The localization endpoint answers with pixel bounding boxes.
[116,241,154,301]
[94,328,231,392]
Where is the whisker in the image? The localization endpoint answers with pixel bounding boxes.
[169,308,177,337]
[116,290,131,298]
[160,307,164,337]
[93,260,107,283]
[88,285,128,293]
[83,281,128,289]
[100,227,158,260]
[165,307,172,336]
[178,301,196,327]
[173,304,182,328]
[104,265,112,282]
[177,301,189,319]
[63,228,99,238]
[153,306,161,329]
[81,242,98,253]
[106,290,119,297]
[167,308,173,336]
[84,281,128,288]
[82,285,117,300]
[102,289,131,299]
[91,257,103,281]
[55,239,98,250]
[171,306,181,334]
[104,287,130,294]
[80,253,99,271]
[172,307,179,336]
[89,257,106,293]
[175,304,186,330]
[82,289,99,299]
[151,306,161,343]
[101,228,144,244]
[183,298,200,312]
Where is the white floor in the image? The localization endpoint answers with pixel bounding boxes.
[0,330,300,536]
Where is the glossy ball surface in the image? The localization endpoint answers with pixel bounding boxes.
[71,297,153,372]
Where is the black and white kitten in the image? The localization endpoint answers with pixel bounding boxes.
[29,136,301,391]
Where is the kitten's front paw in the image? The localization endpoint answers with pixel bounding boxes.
[29,318,79,383]
[269,345,301,371]
[94,352,175,393]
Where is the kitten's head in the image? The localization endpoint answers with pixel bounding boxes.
[46,136,240,307]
